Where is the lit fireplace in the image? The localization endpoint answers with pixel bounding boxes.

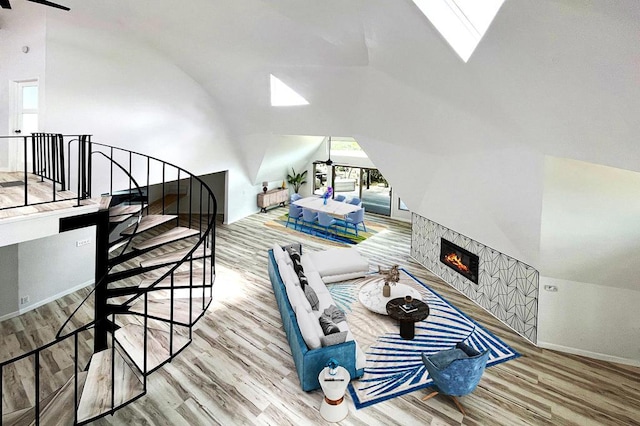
[440,238,479,284]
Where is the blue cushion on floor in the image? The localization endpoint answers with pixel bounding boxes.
[428,348,467,369]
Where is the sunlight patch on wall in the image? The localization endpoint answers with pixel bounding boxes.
[270,74,309,106]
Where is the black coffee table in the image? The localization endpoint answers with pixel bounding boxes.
[386,298,430,340]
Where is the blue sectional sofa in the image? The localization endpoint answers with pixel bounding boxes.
[268,244,367,391]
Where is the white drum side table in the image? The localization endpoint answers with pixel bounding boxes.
[318,366,350,422]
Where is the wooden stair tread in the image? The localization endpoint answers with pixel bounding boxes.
[139,246,209,268]
[139,267,213,289]
[77,349,144,423]
[132,227,199,251]
[120,215,176,236]
[109,204,145,216]
[110,214,134,223]
[114,324,190,373]
[147,193,183,215]
[36,372,88,426]
[129,298,209,325]
[98,196,113,210]
[80,195,112,210]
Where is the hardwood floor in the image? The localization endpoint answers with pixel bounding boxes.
[0,171,97,220]
[2,207,640,425]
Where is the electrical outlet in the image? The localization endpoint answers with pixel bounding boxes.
[20,296,29,305]
[76,238,91,247]
[544,285,558,292]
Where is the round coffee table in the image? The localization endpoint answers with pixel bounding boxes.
[358,280,422,315]
[386,298,430,340]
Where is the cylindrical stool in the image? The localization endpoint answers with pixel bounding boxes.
[318,366,350,422]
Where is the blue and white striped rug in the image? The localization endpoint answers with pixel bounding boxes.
[327,269,520,409]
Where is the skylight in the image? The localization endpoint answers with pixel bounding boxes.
[270,74,309,107]
[411,0,504,62]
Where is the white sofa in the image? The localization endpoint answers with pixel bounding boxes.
[269,243,369,390]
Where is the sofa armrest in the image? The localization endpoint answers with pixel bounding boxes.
[300,340,359,391]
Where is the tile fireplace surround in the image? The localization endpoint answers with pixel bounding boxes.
[411,213,539,344]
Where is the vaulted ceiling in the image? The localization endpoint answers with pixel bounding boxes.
[5,0,640,279]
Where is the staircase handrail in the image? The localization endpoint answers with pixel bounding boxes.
[55,141,217,338]
[1,136,217,425]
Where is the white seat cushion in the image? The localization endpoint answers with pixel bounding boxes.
[305,248,369,282]
[300,254,318,274]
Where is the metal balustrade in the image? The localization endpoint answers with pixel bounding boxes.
[0,134,217,425]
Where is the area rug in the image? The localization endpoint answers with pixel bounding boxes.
[326,269,520,409]
[265,214,384,245]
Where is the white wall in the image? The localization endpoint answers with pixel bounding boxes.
[0,225,95,319]
[0,245,19,319]
[167,171,227,217]
[18,226,95,313]
[250,134,323,186]
[538,276,640,367]
[0,2,46,169]
[43,13,257,224]
[540,156,640,290]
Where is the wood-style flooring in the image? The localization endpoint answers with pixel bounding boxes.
[0,171,97,220]
[1,207,639,425]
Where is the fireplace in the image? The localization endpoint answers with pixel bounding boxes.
[440,238,479,284]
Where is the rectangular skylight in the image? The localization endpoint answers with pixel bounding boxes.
[270,74,309,106]
[411,0,504,62]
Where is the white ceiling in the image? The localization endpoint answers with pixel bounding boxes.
[8,0,640,281]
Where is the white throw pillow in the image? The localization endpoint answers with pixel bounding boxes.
[272,243,286,263]
[283,268,309,314]
[298,309,322,349]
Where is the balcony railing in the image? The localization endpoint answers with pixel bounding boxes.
[0,134,217,425]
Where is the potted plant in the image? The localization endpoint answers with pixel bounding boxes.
[287,168,308,194]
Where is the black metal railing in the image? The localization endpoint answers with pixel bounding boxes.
[1,135,217,425]
[0,134,90,211]
[32,133,66,190]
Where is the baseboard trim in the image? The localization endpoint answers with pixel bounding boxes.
[537,341,640,368]
[0,309,20,321]
[15,279,94,318]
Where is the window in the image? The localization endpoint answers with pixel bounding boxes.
[329,137,366,158]
[399,199,409,211]
[411,0,505,62]
[16,80,39,134]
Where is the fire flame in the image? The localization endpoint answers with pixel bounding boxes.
[444,252,470,273]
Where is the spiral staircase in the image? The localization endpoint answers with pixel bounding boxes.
[0,135,217,425]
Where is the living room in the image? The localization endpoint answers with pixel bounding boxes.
[1,0,639,424]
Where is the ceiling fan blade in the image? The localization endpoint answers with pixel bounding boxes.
[27,0,70,10]
[0,0,12,9]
